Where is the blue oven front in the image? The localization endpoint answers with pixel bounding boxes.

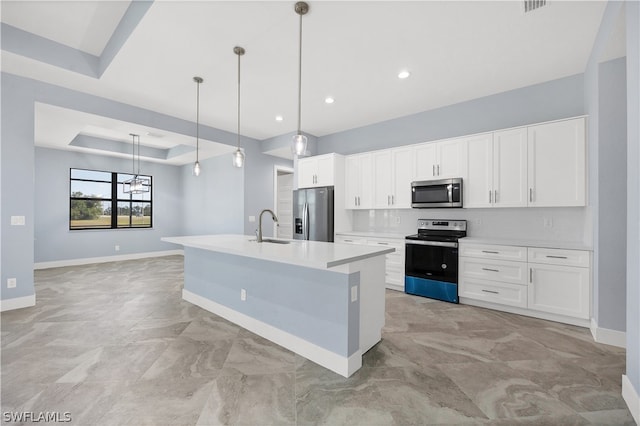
[404,239,459,303]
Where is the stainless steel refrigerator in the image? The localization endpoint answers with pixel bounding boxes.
[293,186,334,242]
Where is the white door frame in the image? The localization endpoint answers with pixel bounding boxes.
[273,165,295,236]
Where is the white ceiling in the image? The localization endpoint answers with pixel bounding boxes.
[1,1,620,164]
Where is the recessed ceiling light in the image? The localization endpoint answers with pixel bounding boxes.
[275,115,284,122]
[325,97,335,104]
[398,70,411,79]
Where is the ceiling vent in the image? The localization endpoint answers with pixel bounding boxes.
[524,0,547,13]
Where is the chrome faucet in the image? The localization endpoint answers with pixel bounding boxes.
[257,209,278,242]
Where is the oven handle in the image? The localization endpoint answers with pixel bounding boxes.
[405,239,458,248]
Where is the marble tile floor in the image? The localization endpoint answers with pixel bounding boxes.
[1,256,634,425]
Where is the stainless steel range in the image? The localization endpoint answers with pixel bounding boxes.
[405,219,467,303]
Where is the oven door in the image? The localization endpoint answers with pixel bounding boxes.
[405,239,459,303]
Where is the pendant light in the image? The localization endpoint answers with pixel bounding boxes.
[193,76,203,176]
[232,46,246,168]
[123,133,150,194]
[292,1,309,156]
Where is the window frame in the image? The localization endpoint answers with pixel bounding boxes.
[69,168,153,230]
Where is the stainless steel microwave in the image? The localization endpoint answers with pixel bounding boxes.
[411,178,463,208]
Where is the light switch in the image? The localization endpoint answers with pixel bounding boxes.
[350,286,358,302]
[10,216,25,226]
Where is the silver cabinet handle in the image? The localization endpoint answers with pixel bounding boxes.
[546,255,568,259]
[358,196,361,206]
[432,165,436,176]
[482,289,499,294]
[489,190,492,203]
[482,250,499,254]
[354,196,357,206]
[529,188,533,202]
[494,190,498,203]
[391,195,395,204]
[482,268,500,272]
[529,268,533,283]
[437,164,440,176]
[377,242,389,245]
[344,239,353,242]
[387,195,391,205]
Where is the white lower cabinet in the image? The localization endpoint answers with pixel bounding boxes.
[335,234,405,292]
[459,242,591,326]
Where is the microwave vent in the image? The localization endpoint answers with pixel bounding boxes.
[524,0,546,13]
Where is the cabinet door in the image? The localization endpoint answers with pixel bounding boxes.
[373,150,393,208]
[528,264,590,319]
[464,134,493,208]
[493,128,527,207]
[298,158,317,188]
[358,154,373,209]
[438,138,467,179]
[527,118,586,207]
[345,155,360,209]
[316,155,335,186]
[392,147,414,208]
[414,143,438,180]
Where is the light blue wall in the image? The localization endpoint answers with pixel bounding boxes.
[597,57,627,332]
[317,73,584,155]
[180,152,244,236]
[625,0,640,399]
[243,142,294,237]
[34,147,183,263]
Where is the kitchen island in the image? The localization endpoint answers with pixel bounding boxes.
[161,234,394,377]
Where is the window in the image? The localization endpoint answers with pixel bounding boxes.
[70,168,152,230]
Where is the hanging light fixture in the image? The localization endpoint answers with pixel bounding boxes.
[292,1,309,156]
[232,46,246,168]
[193,76,203,176]
[123,133,150,194]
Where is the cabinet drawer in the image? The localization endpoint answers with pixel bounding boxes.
[528,247,590,268]
[459,277,527,308]
[459,243,527,262]
[459,257,527,285]
[335,236,368,245]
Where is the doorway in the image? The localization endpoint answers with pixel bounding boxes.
[274,166,294,239]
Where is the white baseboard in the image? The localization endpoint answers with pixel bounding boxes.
[590,318,626,348]
[0,294,36,312]
[622,374,640,424]
[34,250,183,270]
[183,289,362,378]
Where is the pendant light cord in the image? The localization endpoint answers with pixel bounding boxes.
[237,51,241,149]
[196,80,200,162]
[131,134,135,176]
[136,134,140,176]
[297,10,303,135]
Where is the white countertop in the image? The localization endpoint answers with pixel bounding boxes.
[335,231,407,240]
[162,234,395,270]
[460,237,592,251]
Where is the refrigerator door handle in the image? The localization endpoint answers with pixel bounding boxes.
[304,202,310,240]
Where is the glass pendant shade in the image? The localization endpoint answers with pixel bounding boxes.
[292,133,307,156]
[123,175,150,194]
[232,148,245,168]
[193,160,201,176]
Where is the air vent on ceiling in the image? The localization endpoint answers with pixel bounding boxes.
[524,0,547,13]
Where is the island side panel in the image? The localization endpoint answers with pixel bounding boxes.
[182,247,359,359]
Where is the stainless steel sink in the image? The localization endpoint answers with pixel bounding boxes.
[248,238,291,244]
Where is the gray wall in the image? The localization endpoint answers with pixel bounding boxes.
[34,147,183,263]
[318,73,585,155]
[625,0,640,401]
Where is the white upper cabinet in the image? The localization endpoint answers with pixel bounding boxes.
[414,138,467,181]
[372,147,413,209]
[465,130,527,208]
[345,153,372,209]
[527,118,586,207]
[494,128,528,207]
[298,153,336,188]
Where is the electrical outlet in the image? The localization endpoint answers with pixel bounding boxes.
[543,217,553,228]
[240,288,247,301]
[7,278,16,288]
[248,216,256,223]
[115,245,120,252]
[350,286,358,302]
[395,216,401,224]
[10,216,25,226]
[473,218,482,225]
